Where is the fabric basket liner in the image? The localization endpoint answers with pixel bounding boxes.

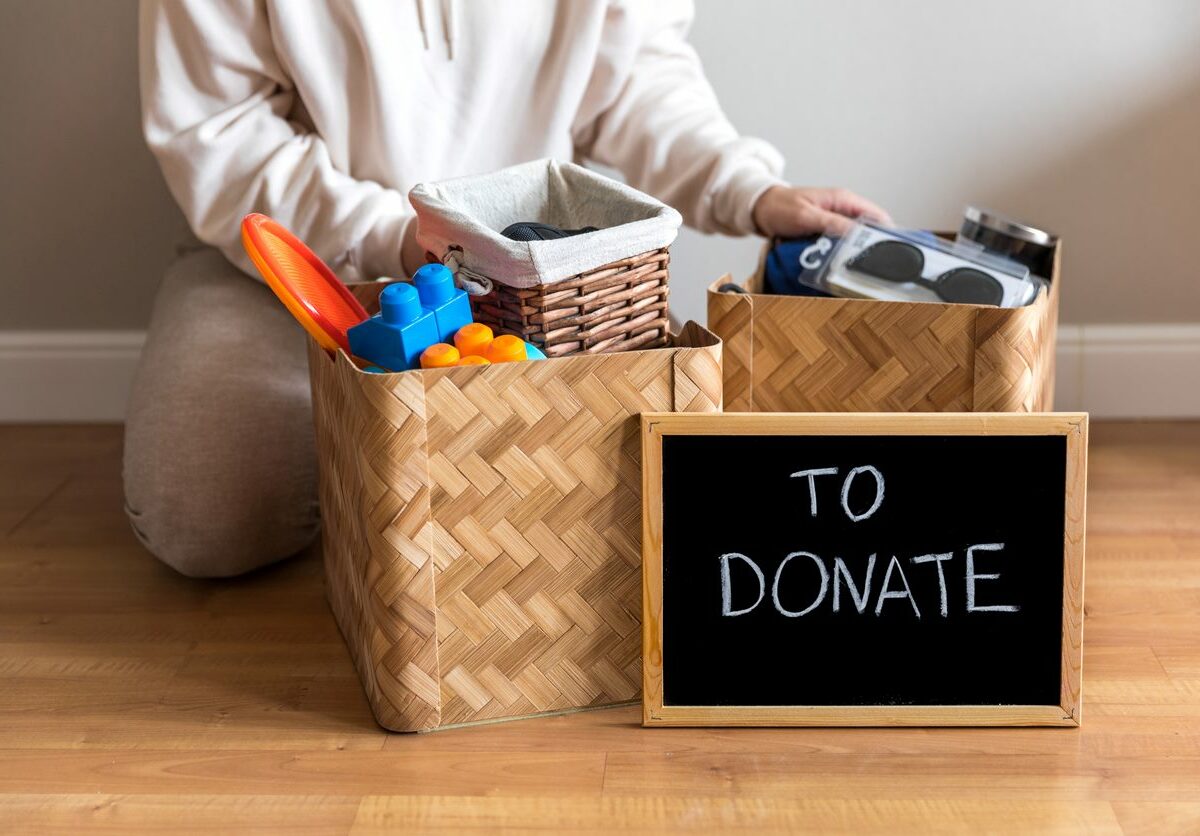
[410,158,682,289]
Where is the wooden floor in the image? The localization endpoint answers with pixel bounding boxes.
[0,422,1198,833]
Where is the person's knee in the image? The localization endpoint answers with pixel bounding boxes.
[122,246,320,579]
[122,411,320,578]
[124,475,319,578]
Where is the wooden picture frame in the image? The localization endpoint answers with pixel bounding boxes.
[641,412,1087,727]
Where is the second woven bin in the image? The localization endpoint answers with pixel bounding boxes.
[410,159,680,357]
[707,238,1061,413]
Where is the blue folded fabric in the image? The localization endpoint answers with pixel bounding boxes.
[763,236,838,296]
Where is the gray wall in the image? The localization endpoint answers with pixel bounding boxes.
[0,0,186,330]
[2,0,1199,331]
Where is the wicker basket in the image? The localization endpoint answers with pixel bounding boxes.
[310,283,721,731]
[410,159,680,360]
[465,249,670,357]
[707,239,1061,413]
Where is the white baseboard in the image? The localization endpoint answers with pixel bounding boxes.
[0,331,144,422]
[1053,324,1200,418]
[0,326,1197,422]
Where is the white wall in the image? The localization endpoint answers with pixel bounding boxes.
[670,0,1200,326]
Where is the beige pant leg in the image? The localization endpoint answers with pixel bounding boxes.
[123,248,320,577]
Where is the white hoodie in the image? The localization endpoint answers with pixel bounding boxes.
[140,0,786,281]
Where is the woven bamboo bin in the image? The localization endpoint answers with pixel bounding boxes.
[310,284,722,731]
[462,248,670,357]
[707,240,1061,413]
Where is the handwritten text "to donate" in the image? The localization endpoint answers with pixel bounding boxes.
[719,465,1020,619]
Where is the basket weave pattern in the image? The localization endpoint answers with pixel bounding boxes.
[310,320,721,731]
[468,249,670,358]
[709,248,1060,413]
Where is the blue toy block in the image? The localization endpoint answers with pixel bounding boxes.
[414,263,473,342]
[347,283,439,371]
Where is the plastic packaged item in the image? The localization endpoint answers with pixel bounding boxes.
[958,206,1057,280]
[348,283,439,370]
[420,343,461,369]
[813,222,1037,308]
[764,230,951,298]
[413,263,473,342]
[457,355,491,367]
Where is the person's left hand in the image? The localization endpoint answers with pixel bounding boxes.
[752,185,892,238]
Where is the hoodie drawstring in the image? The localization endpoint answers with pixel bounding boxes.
[442,0,456,59]
[416,0,455,58]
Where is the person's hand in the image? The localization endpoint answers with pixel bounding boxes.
[752,185,892,238]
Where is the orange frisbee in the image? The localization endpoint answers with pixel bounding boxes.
[240,213,368,354]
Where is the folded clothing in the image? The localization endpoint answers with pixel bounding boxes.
[763,236,838,296]
[501,222,599,242]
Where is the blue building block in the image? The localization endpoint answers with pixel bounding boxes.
[347,283,439,371]
[414,263,473,343]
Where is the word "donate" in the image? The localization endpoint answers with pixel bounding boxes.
[719,545,1019,619]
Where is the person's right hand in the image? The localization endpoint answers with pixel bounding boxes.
[752,185,891,239]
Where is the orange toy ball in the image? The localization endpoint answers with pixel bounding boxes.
[454,322,494,357]
[420,343,460,369]
[457,355,491,366]
[486,334,528,364]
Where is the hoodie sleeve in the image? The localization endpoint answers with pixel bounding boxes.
[572,0,786,237]
[139,0,411,281]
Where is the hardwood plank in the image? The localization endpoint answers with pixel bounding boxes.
[0,473,69,536]
[1082,614,1200,647]
[1083,645,1169,679]
[1154,648,1200,678]
[0,750,605,796]
[1111,801,1200,835]
[3,470,137,547]
[0,794,360,834]
[387,703,1194,759]
[601,751,1200,801]
[351,795,1122,833]
[0,793,1128,835]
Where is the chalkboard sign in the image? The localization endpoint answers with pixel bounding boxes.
[641,413,1086,727]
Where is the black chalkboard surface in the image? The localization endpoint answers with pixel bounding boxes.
[641,413,1087,727]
